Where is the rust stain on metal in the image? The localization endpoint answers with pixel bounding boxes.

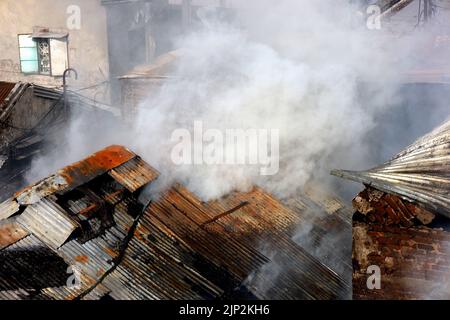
[102,190,125,205]
[14,146,136,205]
[133,225,148,241]
[103,246,119,259]
[96,268,105,277]
[0,143,351,300]
[0,81,16,107]
[74,255,89,264]
[14,175,69,204]
[78,204,98,219]
[0,223,29,249]
[58,145,135,187]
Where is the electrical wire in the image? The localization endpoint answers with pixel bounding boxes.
[0,78,109,132]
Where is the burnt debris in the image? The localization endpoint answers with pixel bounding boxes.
[0,145,352,300]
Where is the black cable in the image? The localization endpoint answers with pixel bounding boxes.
[67,89,108,105]
[1,81,110,149]
[72,80,109,92]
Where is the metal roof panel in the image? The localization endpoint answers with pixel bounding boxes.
[0,82,16,107]
[333,117,450,218]
[0,222,29,250]
[108,156,159,192]
[0,199,20,221]
[16,198,80,249]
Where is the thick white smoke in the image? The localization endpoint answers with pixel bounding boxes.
[20,0,450,300]
[128,0,418,200]
[26,1,440,202]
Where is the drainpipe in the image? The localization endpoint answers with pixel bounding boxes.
[63,68,78,119]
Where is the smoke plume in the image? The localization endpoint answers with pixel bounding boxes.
[27,0,447,201]
[22,0,450,299]
[129,0,411,200]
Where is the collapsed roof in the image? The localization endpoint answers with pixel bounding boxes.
[0,145,351,300]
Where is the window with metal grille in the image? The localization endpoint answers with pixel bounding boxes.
[18,34,68,76]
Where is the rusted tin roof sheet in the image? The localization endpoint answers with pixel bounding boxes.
[0,222,29,250]
[54,204,137,299]
[332,117,450,218]
[17,198,80,250]
[0,82,16,107]
[0,234,69,300]
[0,83,28,123]
[204,186,350,299]
[15,145,136,205]
[85,184,349,300]
[0,199,20,221]
[108,156,159,192]
[0,145,163,300]
[15,175,69,206]
[92,212,226,299]
[0,145,350,300]
[58,145,135,189]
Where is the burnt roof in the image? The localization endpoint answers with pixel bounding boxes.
[0,145,351,300]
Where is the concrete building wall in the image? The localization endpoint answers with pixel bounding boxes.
[0,0,110,102]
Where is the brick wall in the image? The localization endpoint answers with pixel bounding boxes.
[352,187,450,299]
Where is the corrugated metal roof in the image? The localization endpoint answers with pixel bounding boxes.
[0,145,166,300]
[0,82,16,107]
[332,117,450,218]
[0,221,29,250]
[56,145,136,192]
[109,156,159,192]
[90,206,225,300]
[84,184,349,300]
[0,145,351,300]
[0,234,70,299]
[15,175,69,206]
[0,199,20,221]
[54,204,137,299]
[15,145,136,205]
[16,198,80,249]
[203,186,350,299]
[0,83,29,123]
